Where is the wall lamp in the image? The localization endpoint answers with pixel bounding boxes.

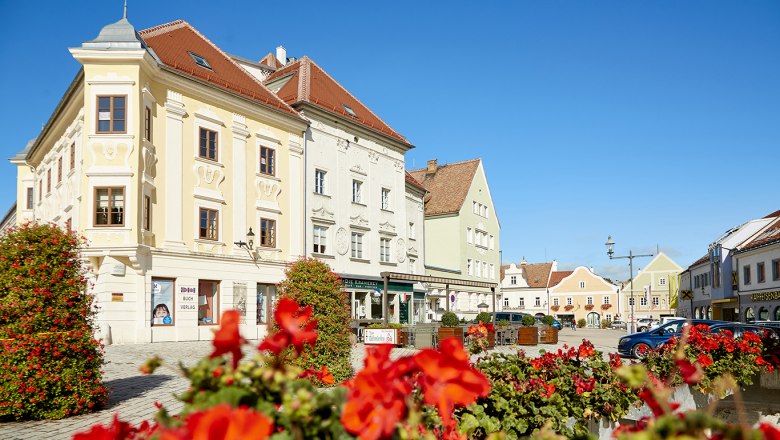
[234,227,258,261]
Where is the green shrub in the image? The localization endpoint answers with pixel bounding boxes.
[521,314,536,327]
[275,258,352,384]
[577,318,587,328]
[601,319,610,329]
[498,319,510,327]
[542,315,555,326]
[475,311,492,324]
[441,311,459,327]
[367,322,402,329]
[0,223,107,420]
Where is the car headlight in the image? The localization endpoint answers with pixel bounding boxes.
[619,338,629,346]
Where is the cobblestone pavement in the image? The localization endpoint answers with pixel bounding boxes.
[0,328,622,439]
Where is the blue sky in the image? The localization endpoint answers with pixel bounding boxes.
[1,1,779,280]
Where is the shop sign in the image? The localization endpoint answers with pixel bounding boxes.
[342,278,412,292]
[178,285,198,312]
[364,328,397,344]
[751,290,780,302]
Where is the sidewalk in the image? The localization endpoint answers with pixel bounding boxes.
[0,328,620,439]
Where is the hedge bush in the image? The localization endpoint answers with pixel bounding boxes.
[441,311,459,327]
[275,257,352,384]
[475,311,492,324]
[0,223,106,420]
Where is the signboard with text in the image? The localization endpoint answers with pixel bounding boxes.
[363,328,398,345]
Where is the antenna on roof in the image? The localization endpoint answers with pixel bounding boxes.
[656,244,659,254]
[123,0,128,19]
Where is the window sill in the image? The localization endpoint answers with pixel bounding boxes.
[379,261,397,266]
[380,208,394,214]
[312,252,334,259]
[256,172,280,182]
[93,224,126,228]
[313,192,331,198]
[194,239,225,246]
[350,257,370,263]
[195,157,224,168]
[352,202,366,207]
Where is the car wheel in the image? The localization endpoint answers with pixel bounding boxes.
[638,326,647,332]
[632,343,651,359]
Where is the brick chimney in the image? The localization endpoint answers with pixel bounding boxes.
[426,159,438,174]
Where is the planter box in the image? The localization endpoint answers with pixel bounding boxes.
[539,326,558,344]
[487,332,495,349]
[438,327,464,346]
[518,326,538,345]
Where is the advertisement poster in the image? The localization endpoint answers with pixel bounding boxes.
[364,328,397,344]
[151,279,174,325]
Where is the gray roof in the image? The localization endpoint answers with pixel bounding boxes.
[12,137,37,162]
[81,12,144,50]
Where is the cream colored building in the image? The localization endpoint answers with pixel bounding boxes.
[548,266,620,327]
[11,16,309,343]
[619,252,683,321]
[500,260,556,316]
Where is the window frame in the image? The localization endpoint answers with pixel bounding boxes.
[151,278,176,327]
[313,225,327,254]
[96,95,127,134]
[26,187,33,210]
[380,188,391,210]
[351,232,364,259]
[510,275,517,285]
[587,296,593,305]
[256,283,277,325]
[94,186,125,227]
[47,169,51,194]
[57,157,62,184]
[260,218,276,248]
[467,258,473,276]
[198,127,219,162]
[260,146,276,176]
[744,265,752,285]
[70,142,76,171]
[198,207,219,241]
[758,262,766,283]
[144,106,152,142]
[352,180,363,204]
[197,279,220,326]
[380,237,391,263]
[314,169,326,194]
[143,195,151,231]
[773,259,780,281]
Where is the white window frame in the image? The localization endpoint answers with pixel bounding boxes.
[659,277,666,286]
[603,296,610,304]
[475,260,482,278]
[314,169,326,195]
[352,180,363,204]
[553,298,559,306]
[351,232,364,259]
[467,259,473,276]
[503,297,509,307]
[489,263,495,279]
[587,296,593,305]
[381,188,391,211]
[519,297,525,308]
[510,275,517,285]
[313,225,328,254]
[466,227,473,243]
[579,281,586,289]
[567,297,572,305]
[380,237,391,263]
[409,222,415,240]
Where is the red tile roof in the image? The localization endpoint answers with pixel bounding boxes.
[265,57,410,144]
[524,263,554,288]
[408,159,481,216]
[405,171,426,192]
[763,209,780,219]
[688,254,710,269]
[740,217,780,252]
[138,21,300,118]
[548,271,574,288]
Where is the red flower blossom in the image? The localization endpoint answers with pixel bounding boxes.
[169,404,274,440]
[413,337,491,427]
[210,311,245,370]
[675,358,703,385]
[72,414,138,440]
[300,365,335,385]
[259,298,317,355]
[759,422,780,440]
[696,353,713,368]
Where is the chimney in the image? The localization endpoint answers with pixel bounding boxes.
[275,45,287,66]
[426,159,438,174]
[520,257,527,266]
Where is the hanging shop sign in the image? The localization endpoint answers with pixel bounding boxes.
[751,290,780,302]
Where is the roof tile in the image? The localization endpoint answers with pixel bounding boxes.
[548,271,574,288]
[408,159,481,216]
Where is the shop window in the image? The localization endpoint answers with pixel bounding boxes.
[198,280,219,325]
[256,283,276,324]
[151,279,174,326]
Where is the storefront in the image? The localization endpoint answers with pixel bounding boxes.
[740,289,780,323]
[342,276,419,324]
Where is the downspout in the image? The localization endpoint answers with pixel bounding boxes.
[302,129,307,258]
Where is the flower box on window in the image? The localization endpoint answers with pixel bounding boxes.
[564,305,574,311]
[584,304,595,311]
[601,303,612,310]
[550,305,560,312]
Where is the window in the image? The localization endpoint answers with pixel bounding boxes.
[380,238,391,263]
[476,260,482,277]
[744,265,751,285]
[758,262,766,283]
[198,280,219,325]
[603,296,610,304]
[351,232,364,259]
[314,169,325,194]
[566,297,572,305]
[38,180,42,201]
[489,235,494,250]
[342,104,357,117]
[151,279,174,326]
[381,188,390,210]
[199,128,218,161]
[535,297,541,307]
[606,314,612,322]
[260,146,275,175]
[467,259,473,276]
[694,275,700,288]
[579,281,586,289]
[519,298,525,308]
[70,143,76,170]
[143,195,151,231]
[483,262,488,278]
[313,226,327,254]
[640,297,648,306]
[189,52,212,69]
[352,180,362,204]
[144,106,152,141]
[659,277,666,286]
[409,222,415,239]
[256,283,277,324]
[97,96,126,133]
[587,296,593,305]
[490,264,495,279]
[652,297,659,306]
[57,157,62,184]
[466,227,473,243]
[481,205,488,217]
[198,208,218,240]
[260,218,276,247]
[47,169,51,193]
[510,275,517,285]
[553,298,559,306]
[773,259,780,281]
[408,258,416,274]
[95,187,124,226]
[629,297,635,306]
[503,297,509,307]
[26,187,33,210]
[473,201,478,214]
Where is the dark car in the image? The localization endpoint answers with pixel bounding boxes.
[617,319,724,359]
[709,323,780,339]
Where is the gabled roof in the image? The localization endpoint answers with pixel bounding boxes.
[738,217,780,252]
[408,159,481,216]
[523,263,554,288]
[405,171,426,192]
[688,254,710,270]
[264,57,410,145]
[548,271,574,288]
[763,209,780,219]
[138,21,300,118]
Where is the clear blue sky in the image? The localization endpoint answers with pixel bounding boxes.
[1,1,779,280]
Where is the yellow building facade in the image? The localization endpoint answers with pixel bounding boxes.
[549,266,620,327]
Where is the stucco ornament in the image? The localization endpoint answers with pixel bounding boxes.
[336,227,349,255]
[396,238,406,263]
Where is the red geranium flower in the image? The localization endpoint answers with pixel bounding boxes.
[210,310,245,369]
[259,298,317,355]
[696,353,713,368]
[168,404,273,440]
[675,358,703,385]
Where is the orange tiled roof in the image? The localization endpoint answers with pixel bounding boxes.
[265,57,410,144]
[548,271,574,288]
[688,254,710,269]
[763,209,780,219]
[408,159,481,216]
[405,171,426,192]
[138,21,300,118]
[523,263,554,288]
[740,217,780,252]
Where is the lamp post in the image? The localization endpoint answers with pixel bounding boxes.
[605,236,653,334]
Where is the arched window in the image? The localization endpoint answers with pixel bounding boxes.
[694,308,701,319]
[706,306,712,320]
[759,307,769,321]
[774,306,780,321]
[745,307,755,323]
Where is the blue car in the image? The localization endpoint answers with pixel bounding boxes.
[617,319,723,359]
[551,319,563,330]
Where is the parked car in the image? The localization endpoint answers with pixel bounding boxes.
[636,318,660,332]
[618,319,724,359]
[709,323,780,339]
[754,321,780,329]
[533,316,563,330]
[610,320,627,330]
[493,312,532,324]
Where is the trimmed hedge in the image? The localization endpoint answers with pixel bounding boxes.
[275,258,352,384]
[0,223,106,420]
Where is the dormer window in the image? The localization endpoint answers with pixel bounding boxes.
[189,52,212,70]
